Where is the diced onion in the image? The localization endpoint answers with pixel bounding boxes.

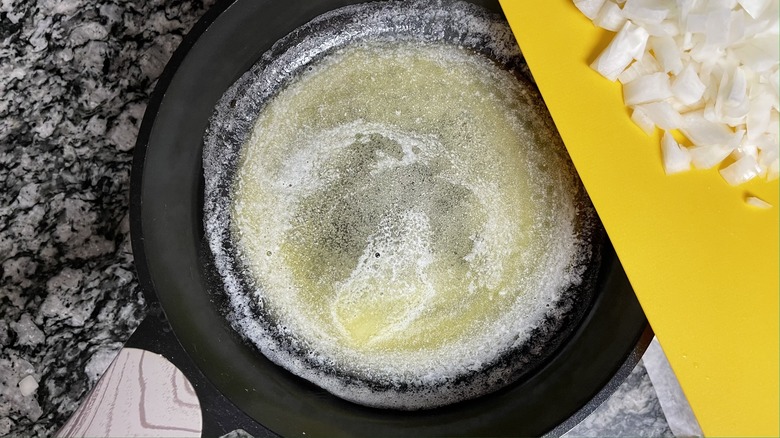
[591,21,650,80]
[746,94,773,140]
[595,1,628,31]
[705,9,731,47]
[661,131,692,174]
[623,72,673,105]
[745,195,772,208]
[636,101,683,130]
[691,144,734,169]
[575,0,779,188]
[671,65,706,105]
[631,105,656,134]
[738,0,771,19]
[681,111,739,146]
[575,0,607,20]
[768,159,779,181]
[732,37,780,73]
[719,155,762,185]
[758,146,779,180]
[618,52,660,83]
[622,0,669,25]
[650,36,683,74]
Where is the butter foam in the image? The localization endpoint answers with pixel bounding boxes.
[204,0,600,410]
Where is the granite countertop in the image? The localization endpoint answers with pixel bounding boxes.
[0,1,678,436]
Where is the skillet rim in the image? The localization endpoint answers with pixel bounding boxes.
[129,0,652,436]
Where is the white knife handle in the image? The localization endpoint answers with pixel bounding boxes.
[56,347,203,437]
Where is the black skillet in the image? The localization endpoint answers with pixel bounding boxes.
[128,0,651,436]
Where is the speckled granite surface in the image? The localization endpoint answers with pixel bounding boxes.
[567,360,673,438]
[0,1,213,435]
[0,1,674,436]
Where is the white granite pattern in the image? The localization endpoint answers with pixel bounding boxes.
[567,360,674,437]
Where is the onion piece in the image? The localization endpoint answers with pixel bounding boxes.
[690,144,734,169]
[758,147,779,180]
[768,158,779,181]
[719,155,762,185]
[642,20,680,37]
[706,9,731,47]
[729,9,747,44]
[768,69,779,98]
[746,94,773,139]
[725,66,748,108]
[623,72,673,105]
[631,105,657,134]
[738,0,771,20]
[650,35,683,74]
[576,0,779,185]
[619,51,661,83]
[595,1,628,31]
[731,36,780,72]
[745,195,772,208]
[680,111,737,146]
[714,67,751,125]
[768,110,779,136]
[621,0,670,25]
[661,131,692,174]
[686,12,708,34]
[592,21,650,80]
[733,135,759,161]
[635,101,684,130]
[671,64,707,105]
[575,0,608,19]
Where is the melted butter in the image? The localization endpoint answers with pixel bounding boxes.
[232,42,564,366]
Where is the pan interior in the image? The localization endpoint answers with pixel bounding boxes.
[204,0,601,410]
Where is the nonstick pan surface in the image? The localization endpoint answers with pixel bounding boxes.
[130,0,650,436]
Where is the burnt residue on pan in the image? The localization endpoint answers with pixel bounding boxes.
[203,0,602,410]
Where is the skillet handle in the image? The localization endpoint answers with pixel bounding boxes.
[56,304,277,438]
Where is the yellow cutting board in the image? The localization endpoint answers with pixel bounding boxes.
[499,1,779,436]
